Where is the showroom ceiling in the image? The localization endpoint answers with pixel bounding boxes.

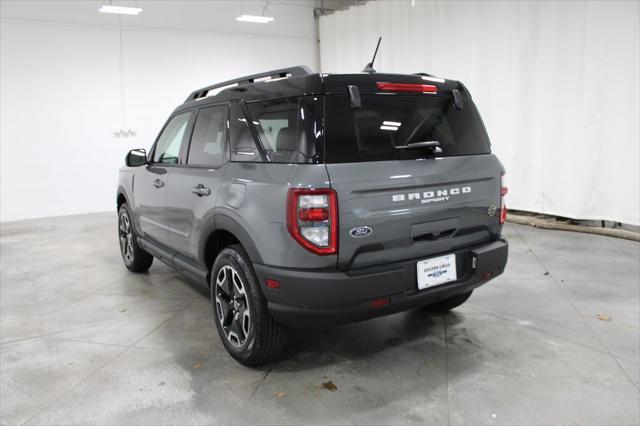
[0,1,321,36]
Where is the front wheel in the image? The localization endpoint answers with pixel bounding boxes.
[118,204,153,273]
[421,290,473,313]
[211,244,287,366]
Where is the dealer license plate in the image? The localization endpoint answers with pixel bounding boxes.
[417,254,457,290]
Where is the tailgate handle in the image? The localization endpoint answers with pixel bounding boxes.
[413,228,456,243]
[411,218,460,244]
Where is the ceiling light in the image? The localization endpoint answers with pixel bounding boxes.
[99,5,143,15]
[236,15,274,23]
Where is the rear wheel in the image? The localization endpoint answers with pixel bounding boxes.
[421,290,473,313]
[211,244,286,366]
[118,204,153,272]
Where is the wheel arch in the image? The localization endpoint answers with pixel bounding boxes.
[117,193,127,209]
[116,185,130,209]
[199,214,264,278]
[116,186,143,235]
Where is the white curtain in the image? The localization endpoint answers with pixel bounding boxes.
[319,0,640,225]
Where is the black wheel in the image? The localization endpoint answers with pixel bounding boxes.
[118,204,153,273]
[422,290,473,313]
[211,244,286,366]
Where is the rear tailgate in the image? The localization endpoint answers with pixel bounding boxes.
[326,155,503,270]
[322,86,504,270]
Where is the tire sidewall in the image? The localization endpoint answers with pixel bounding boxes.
[210,246,262,363]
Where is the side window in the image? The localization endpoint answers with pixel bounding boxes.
[187,105,228,167]
[229,103,262,162]
[153,112,191,164]
[247,97,319,164]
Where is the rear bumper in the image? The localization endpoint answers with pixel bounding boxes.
[253,238,508,327]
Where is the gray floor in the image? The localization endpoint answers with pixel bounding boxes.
[1,213,638,426]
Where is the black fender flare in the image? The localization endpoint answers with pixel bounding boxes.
[116,185,128,208]
[116,186,144,236]
[197,213,264,266]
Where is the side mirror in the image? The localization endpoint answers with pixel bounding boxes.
[126,149,147,167]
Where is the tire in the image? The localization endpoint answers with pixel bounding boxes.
[422,290,473,313]
[211,244,286,366]
[118,204,153,273]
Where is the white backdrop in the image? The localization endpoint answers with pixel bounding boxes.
[0,1,318,221]
[320,0,640,225]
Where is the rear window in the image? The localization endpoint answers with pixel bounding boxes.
[324,95,491,163]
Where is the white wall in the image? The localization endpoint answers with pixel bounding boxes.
[320,0,640,225]
[0,1,318,221]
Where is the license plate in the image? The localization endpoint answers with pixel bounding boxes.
[417,254,457,290]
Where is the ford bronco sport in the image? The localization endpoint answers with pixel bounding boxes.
[117,66,509,365]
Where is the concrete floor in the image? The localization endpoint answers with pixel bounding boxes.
[1,213,638,426]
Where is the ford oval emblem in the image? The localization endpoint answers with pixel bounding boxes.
[349,226,373,238]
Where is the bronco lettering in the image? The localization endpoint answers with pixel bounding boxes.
[392,186,472,203]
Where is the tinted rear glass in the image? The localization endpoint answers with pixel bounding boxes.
[324,95,491,163]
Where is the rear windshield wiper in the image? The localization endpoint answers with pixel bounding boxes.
[394,140,442,153]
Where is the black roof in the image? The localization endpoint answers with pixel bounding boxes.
[175,66,467,114]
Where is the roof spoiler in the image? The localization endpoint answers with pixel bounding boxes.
[184,65,313,103]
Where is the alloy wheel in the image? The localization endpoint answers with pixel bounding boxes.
[215,265,252,347]
[118,212,134,264]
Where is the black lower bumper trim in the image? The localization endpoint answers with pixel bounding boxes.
[253,238,508,327]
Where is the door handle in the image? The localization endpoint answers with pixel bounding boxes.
[152,179,165,188]
[191,184,211,197]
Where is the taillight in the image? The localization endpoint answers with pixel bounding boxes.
[287,188,338,255]
[376,82,437,94]
[500,173,507,224]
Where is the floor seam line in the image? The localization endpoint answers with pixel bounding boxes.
[0,307,191,347]
[461,307,617,358]
[602,234,638,259]
[18,301,194,426]
[513,225,638,385]
[249,365,274,399]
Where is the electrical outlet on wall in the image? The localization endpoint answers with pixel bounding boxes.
[113,129,136,137]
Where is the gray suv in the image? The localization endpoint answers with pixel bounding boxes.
[117,66,509,365]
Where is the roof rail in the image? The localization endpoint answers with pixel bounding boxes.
[413,72,446,83]
[184,65,313,103]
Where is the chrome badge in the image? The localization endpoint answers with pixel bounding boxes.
[349,226,373,238]
[487,204,497,217]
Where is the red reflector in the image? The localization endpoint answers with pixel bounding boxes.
[371,297,390,308]
[376,82,437,93]
[265,279,280,289]
[298,208,329,222]
[481,272,493,281]
[500,204,507,225]
[499,172,507,224]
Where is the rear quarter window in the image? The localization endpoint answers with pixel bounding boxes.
[246,97,322,164]
[324,95,491,163]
